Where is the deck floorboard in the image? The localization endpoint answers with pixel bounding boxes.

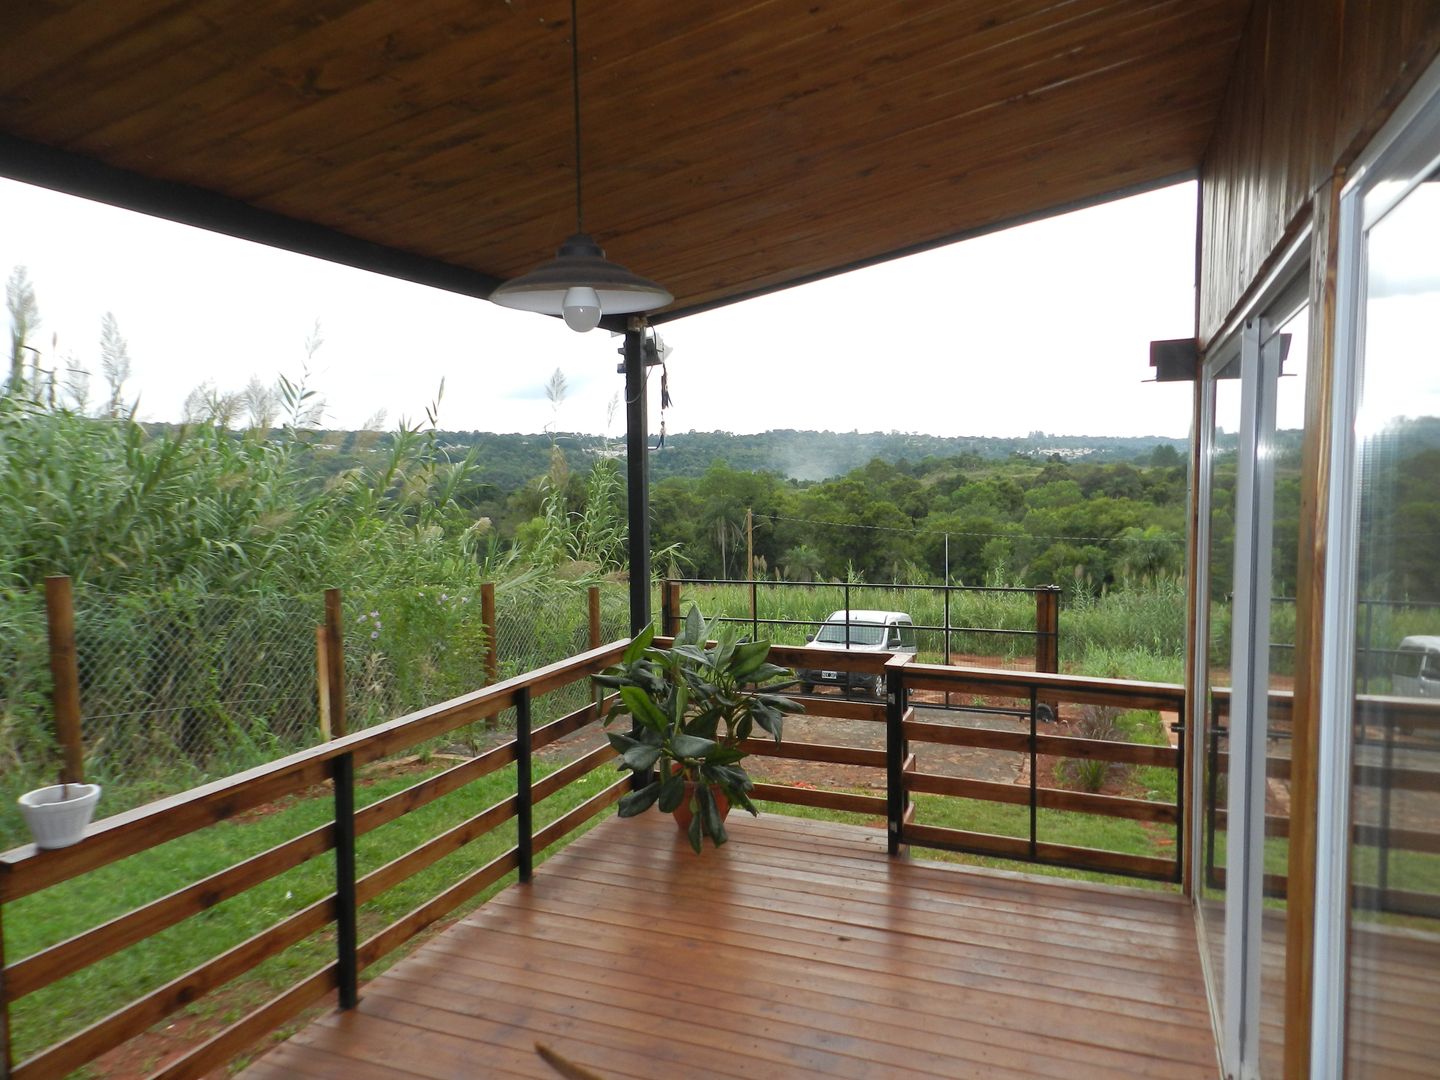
[242,813,1217,1079]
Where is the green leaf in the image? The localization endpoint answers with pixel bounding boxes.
[670,733,718,759]
[730,787,760,816]
[682,605,703,646]
[622,622,655,664]
[619,685,669,731]
[606,731,639,754]
[621,743,663,773]
[617,782,660,818]
[657,770,688,813]
[728,639,771,679]
[687,807,703,853]
[747,663,794,684]
[698,784,725,844]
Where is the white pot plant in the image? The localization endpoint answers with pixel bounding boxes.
[19,777,102,850]
[597,608,803,853]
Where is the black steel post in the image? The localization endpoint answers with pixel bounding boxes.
[886,661,907,856]
[516,686,533,883]
[1028,687,1038,860]
[1173,704,1186,885]
[624,318,651,636]
[332,752,359,1009]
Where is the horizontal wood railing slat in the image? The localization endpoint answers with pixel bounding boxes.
[531,695,616,752]
[1035,734,1178,768]
[1036,787,1179,825]
[355,798,518,907]
[903,720,1177,767]
[15,894,337,1080]
[358,849,521,971]
[907,771,1030,806]
[782,696,889,722]
[905,822,1177,881]
[353,741,518,836]
[904,659,1186,708]
[532,778,630,853]
[904,823,1031,859]
[148,964,339,1080]
[738,738,887,769]
[532,744,617,804]
[904,720,1031,753]
[752,784,887,816]
[765,644,892,674]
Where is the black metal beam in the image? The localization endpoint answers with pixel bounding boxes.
[0,134,504,301]
[623,318,651,635]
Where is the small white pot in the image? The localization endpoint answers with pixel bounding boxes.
[18,783,102,849]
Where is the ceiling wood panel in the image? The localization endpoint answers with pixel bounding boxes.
[0,0,1251,318]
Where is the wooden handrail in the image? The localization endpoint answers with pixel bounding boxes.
[0,639,628,901]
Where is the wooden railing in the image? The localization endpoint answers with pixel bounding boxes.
[1,636,1190,1078]
[748,644,1185,882]
[0,640,630,1080]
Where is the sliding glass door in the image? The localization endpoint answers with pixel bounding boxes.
[1196,281,1308,1080]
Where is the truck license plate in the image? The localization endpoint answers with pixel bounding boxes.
[822,671,839,680]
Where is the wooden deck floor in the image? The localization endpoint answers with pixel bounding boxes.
[243,813,1218,1079]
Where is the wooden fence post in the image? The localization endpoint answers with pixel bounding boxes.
[1035,586,1060,673]
[323,589,347,739]
[663,580,682,637]
[316,625,332,740]
[481,582,499,684]
[1035,585,1061,724]
[44,576,85,785]
[588,586,602,650]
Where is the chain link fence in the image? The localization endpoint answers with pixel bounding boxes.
[1,580,632,847]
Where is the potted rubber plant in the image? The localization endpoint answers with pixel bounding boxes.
[596,607,802,853]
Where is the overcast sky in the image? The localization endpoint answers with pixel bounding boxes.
[1,177,1200,439]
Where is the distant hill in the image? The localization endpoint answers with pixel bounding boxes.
[355,428,1190,491]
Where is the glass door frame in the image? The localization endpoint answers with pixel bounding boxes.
[1195,242,1309,1080]
[1313,53,1440,1077]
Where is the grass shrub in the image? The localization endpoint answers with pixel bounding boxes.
[1056,705,1124,793]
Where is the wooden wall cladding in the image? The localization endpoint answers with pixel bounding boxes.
[1199,1,1440,344]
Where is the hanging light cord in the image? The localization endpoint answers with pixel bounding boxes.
[570,0,584,236]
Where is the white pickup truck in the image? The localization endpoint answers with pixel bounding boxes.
[796,609,917,696]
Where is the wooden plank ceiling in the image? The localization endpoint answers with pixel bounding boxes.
[0,0,1250,321]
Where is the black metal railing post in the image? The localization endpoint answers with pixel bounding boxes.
[1028,686,1038,861]
[885,657,908,856]
[332,751,359,1009]
[516,686,533,882]
[1172,698,1186,884]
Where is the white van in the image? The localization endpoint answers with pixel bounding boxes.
[1393,635,1440,699]
[796,609,917,696]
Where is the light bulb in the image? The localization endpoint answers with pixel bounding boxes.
[562,286,601,332]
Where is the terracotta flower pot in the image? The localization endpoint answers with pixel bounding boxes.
[671,780,730,835]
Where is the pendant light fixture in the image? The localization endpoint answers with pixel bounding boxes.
[489,0,671,332]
